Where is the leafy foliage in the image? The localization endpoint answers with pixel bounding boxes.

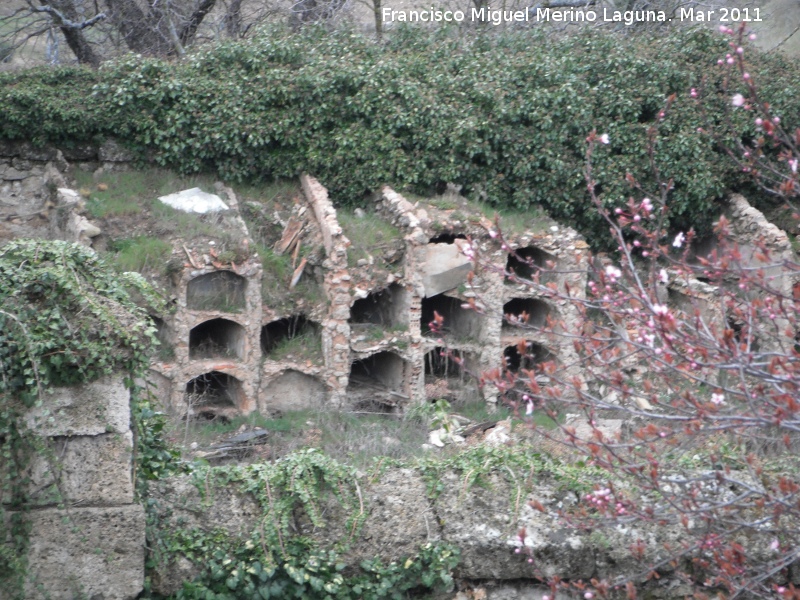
[149,449,459,599]
[411,443,604,501]
[2,28,800,245]
[166,537,458,600]
[0,240,180,594]
[0,240,156,404]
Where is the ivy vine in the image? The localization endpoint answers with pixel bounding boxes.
[0,240,178,596]
[146,449,459,599]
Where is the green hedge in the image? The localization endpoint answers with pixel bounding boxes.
[2,26,798,245]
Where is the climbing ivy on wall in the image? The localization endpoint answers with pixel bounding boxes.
[1,28,799,245]
[0,240,177,595]
[147,449,460,599]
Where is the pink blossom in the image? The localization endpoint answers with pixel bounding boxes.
[598,133,610,145]
[585,593,594,600]
[731,94,745,107]
[771,539,780,551]
[653,304,669,316]
[790,159,798,174]
[749,33,757,41]
[711,393,726,405]
[605,265,622,280]
[659,269,668,284]
[673,232,685,248]
[690,88,698,98]
[755,117,763,126]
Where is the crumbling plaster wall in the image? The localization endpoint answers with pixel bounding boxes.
[149,185,264,416]
[376,186,589,408]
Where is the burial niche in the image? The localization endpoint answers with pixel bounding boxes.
[186,270,246,312]
[502,298,551,330]
[184,371,245,419]
[261,370,327,412]
[261,315,321,358]
[506,246,556,283]
[349,283,409,329]
[424,346,480,403]
[503,341,556,373]
[189,318,246,360]
[347,351,408,411]
[421,294,482,340]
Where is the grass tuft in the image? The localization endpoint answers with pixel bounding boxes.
[267,328,323,362]
[337,209,401,268]
[107,236,171,272]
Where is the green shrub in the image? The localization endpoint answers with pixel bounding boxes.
[1,27,798,245]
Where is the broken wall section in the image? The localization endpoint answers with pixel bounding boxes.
[152,185,263,418]
[299,174,353,408]
[377,185,589,409]
[496,228,589,404]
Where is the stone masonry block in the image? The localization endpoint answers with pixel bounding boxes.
[1,432,135,507]
[23,375,130,437]
[2,504,146,600]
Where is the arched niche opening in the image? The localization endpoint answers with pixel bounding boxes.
[261,370,327,412]
[424,346,480,403]
[347,351,408,411]
[506,246,556,283]
[421,294,482,340]
[186,270,246,312]
[503,341,556,373]
[428,232,467,244]
[189,318,246,360]
[261,315,321,360]
[502,298,551,330]
[184,371,245,419]
[349,283,409,329]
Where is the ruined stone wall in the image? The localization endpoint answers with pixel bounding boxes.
[2,376,145,600]
[147,464,700,599]
[376,186,589,408]
[302,174,354,407]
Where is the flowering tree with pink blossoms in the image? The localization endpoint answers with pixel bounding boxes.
[479,24,800,600]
